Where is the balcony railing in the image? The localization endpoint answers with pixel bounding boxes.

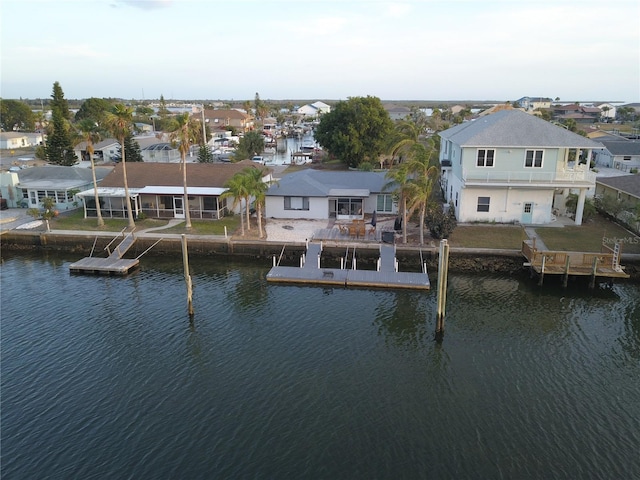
[462,168,595,185]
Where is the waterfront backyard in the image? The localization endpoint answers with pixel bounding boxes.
[42,209,640,254]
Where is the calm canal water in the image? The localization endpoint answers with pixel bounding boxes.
[1,252,639,479]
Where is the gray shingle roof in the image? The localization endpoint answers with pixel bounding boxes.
[596,175,640,198]
[17,166,112,188]
[597,138,640,156]
[266,170,393,197]
[439,110,605,149]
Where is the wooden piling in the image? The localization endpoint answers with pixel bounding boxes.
[181,234,194,316]
[589,256,598,289]
[562,255,570,288]
[435,239,450,342]
[537,255,546,286]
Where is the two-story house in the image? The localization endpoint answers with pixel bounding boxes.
[439,110,604,226]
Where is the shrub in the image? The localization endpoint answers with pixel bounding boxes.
[426,201,457,239]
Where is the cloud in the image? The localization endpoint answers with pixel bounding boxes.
[18,43,108,59]
[385,2,411,17]
[114,0,172,10]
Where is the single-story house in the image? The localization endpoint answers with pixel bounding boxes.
[297,101,331,117]
[439,109,604,226]
[593,137,640,172]
[74,138,122,163]
[76,161,271,221]
[265,169,396,220]
[384,104,411,121]
[0,132,30,150]
[595,175,640,233]
[16,165,112,210]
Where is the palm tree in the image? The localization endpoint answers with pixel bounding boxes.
[243,167,270,238]
[404,144,439,245]
[221,173,251,236]
[384,162,412,243]
[104,104,136,229]
[77,119,104,227]
[387,119,422,167]
[170,113,200,229]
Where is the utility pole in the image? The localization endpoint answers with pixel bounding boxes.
[201,105,207,146]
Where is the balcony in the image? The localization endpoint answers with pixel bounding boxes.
[461,168,595,187]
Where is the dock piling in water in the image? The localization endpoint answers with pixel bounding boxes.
[435,239,450,342]
[181,234,194,317]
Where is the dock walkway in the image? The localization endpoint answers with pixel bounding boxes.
[267,242,430,290]
[69,231,139,275]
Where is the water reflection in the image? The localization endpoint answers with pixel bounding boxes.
[373,291,431,347]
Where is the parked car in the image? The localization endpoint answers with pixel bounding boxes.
[251,156,265,164]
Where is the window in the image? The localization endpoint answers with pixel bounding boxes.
[376,194,393,212]
[524,203,532,213]
[455,192,458,207]
[477,196,490,212]
[202,197,216,210]
[525,150,543,168]
[477,149,495,167]
[337,198,362,215]
[623,156,631,162]
[284,196,309,210]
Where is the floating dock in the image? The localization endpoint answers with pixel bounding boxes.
[69,231,139,275]
[266,242,430,290]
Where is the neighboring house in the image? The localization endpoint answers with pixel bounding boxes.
[552,104,600,123]
[595,175,640,233]
[141,143,181,163]
[384,104,411,121]
[515,97,552,112]
[16,165,111,210]
[204,109,253,132]
[596,103,617,120]
[477,104,523,117]
[593,137,640,172]
[297,101,331,117]
[0,172,21,207]
[265,169,396,220]
[74,138,122,163]
[0,132,29,150]
[76,161,271,221]
[438,110,604,226]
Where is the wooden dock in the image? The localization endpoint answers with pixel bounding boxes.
[266,242,430,290]
[521,239,630,287]
[69,231,139,275]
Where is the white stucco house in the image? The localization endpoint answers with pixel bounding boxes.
[438,110,605,226]
[297,101,331,117]
[0,132,30,150]
[265,170,396,220]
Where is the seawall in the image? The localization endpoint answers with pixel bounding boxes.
[2,230,639,281]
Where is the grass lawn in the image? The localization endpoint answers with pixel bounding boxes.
[535,214,640,254]
[50,210,169,231]
[160,216,241,235]
[447,225,527,249]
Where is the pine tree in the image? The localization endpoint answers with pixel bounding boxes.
[45,82,77,166]
[124,134,143,162]
[198,144,214,163]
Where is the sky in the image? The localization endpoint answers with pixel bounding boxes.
[1,0,639,103]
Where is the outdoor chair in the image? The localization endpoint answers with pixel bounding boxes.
[367,226,376,238]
